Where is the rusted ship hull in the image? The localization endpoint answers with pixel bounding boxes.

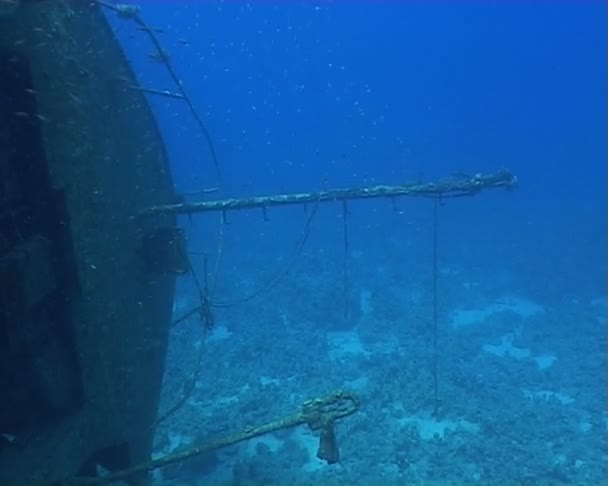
[0,1,179,481]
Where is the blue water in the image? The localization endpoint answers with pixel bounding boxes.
[108,2,605,485]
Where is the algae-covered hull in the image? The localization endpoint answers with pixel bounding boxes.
[0,0,180,481]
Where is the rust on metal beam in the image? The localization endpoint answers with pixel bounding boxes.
[140,169,517,216]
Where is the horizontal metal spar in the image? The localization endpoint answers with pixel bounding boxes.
[140,169,517,216]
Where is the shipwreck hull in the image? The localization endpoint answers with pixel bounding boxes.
[0,1,179,481]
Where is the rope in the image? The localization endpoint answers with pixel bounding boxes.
[171,199,320,323]
[342,200,350,320]
[162,202,319,424]
[154,335,205,427]
[97,0,223,185]
[154,244,213,428]
[432,197,440,417]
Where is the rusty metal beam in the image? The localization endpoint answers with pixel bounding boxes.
[140,169,517,216]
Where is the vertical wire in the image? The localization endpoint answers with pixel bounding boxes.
[343,200,349,320]
[432,197,440,417]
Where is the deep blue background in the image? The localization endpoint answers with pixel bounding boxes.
[108,0,606,299]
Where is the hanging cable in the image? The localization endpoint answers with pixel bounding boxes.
[212,200,320,308]
[154,335,205,428]
[342,200,350,321]
[171,198,320,324]
[208,212,226,301]
[97,1,223,185]
[154,241,214,428]
[432,197,440,418]
[169,198,321,423]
